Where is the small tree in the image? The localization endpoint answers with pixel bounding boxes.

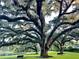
[55,30,79,54]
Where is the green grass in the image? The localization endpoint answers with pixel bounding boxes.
[0,51,79,59]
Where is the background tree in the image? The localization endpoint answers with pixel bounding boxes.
[51,26,79,55]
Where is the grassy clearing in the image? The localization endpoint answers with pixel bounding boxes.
[0,51,79,59]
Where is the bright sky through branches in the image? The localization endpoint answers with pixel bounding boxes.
[0,1,5,6]
[45,5,76,24]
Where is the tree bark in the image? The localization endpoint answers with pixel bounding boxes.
[40,47,49,58]
[39,43,52,58]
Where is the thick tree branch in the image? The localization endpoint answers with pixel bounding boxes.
[13,0,32,12]
[0,15,30,22]
[56,40,61,44]
[22,37,40,43]
[56,0,61,2]
[65,9,79,14]
[39,13,45,32]
[0,36,40,47]
[36,0,45,33]
[62,0,75,14]
[12,0,19,6]
[47,22,72,42]
[49,25,79,48]
[26,11,41,31]
[58,0,63,16]
[23,32,41,42]
[36,0,43,16]
[47,19,79,45]
[24,28,42,37]
[63,0,68,7]
[57,0,75,18]
[0,27,19,34]
[0,26,41,43]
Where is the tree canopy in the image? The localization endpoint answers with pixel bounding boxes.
[0,0,79,57]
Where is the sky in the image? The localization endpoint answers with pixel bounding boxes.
[45,12,58,24]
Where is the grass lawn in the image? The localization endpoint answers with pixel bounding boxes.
[0,51,79,59]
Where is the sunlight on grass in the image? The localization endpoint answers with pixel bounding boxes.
[0,52,79,59]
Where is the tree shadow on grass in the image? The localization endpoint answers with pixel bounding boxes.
[24,56,53,59]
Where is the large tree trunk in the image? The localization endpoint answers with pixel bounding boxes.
[41,48,48,57]
[40,47,49,58]
[40,44,52,58]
